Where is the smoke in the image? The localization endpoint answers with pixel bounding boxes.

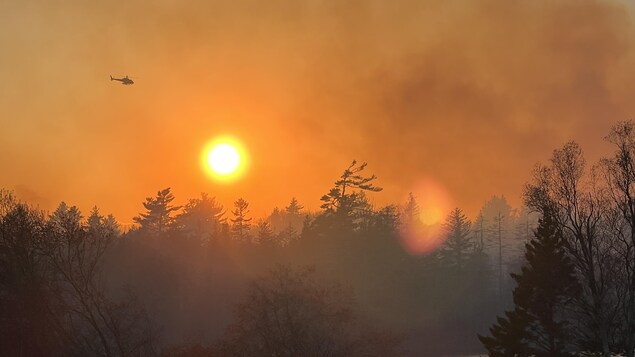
[1,0,634,220]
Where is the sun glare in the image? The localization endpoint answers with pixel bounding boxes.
[202,137,248,181]
[208,144,240,175]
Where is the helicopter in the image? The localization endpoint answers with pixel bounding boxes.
[110,75,134,85]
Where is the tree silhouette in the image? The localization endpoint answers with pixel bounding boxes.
[174,193,225,242]
[479,210,580,356]
[600,120,635,357]
[317,161,382,233]
[479,309,531,356]
[439,208,473,271]
[87,206,121,238]
[286,196,304,216]
[490,212,505,300]
[268,197,306,243]
[473,212,485,252]
[320,160,382,216]
[230,198,252,242]
[255,219,276,246]
[399,192,421,232]
[525,141,615,356]
[0,189,15,217]
[46,203,156,357]
[216,265,402,357]
[133,188,181,235]
[0,202,66,355]
[285,197,305,236]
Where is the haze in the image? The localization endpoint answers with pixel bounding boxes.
[2,0,634,223]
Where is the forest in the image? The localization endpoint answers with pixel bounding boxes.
[4,121,635,357]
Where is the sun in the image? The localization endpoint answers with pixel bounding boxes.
[201,137,248,182]
[208,143,240,175]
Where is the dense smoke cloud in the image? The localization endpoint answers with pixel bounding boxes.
[1,0,634,221]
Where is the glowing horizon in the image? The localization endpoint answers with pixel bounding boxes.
[2,0,633,227]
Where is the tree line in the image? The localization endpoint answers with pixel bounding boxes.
[480,121,635,357]
[11,124,635,355]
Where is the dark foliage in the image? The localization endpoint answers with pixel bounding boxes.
[215,265,402,357]
[479,210,580,356]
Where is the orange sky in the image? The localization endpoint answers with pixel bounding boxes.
[2,0,635,226]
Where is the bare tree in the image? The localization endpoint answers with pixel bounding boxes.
[599,120,635,357]
[216,265,402,357]
[0,201,70,355]
[525,141,616,356]
[45,203,157,357]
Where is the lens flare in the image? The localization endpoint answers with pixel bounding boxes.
[399,179,453,255]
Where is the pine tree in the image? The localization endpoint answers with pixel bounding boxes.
[268,207,284,232]
[439,208,472,271]
[133,188,180,235]
[514,210,579,354]
[255,220,275,246]
[231,198,252,242]
[174,193,225,241]
[86,206,120,238]
[490,212,505,300]
[400,192,421,232]
[473,212,485,251]
[317,161,382,234]
[479,210,580,356]
[479,309,531,356]
[285,197,305,235]
[319,160,382,217]
[285,197,304,216]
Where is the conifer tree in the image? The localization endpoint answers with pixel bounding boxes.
[317,161,382,233]
[479,210,579,356]
[439,208,472,271]
[175,193,225,240]
[479,309,531,356]
[400,192,421,231]
[255,220,275,246]
[320,160,382,217]
[230,198,252,242]
[284,197,305,235]
[86,206,120,238]
[133,188,180,235]
[285,197,304,216]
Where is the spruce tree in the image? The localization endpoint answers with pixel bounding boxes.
[230,198,252,242]
[255,220,275,246]
[479,210,579,356]
[284,197,304,234]
[400,192,421,232]
[439,208,472,271]
[479,309,531,356]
